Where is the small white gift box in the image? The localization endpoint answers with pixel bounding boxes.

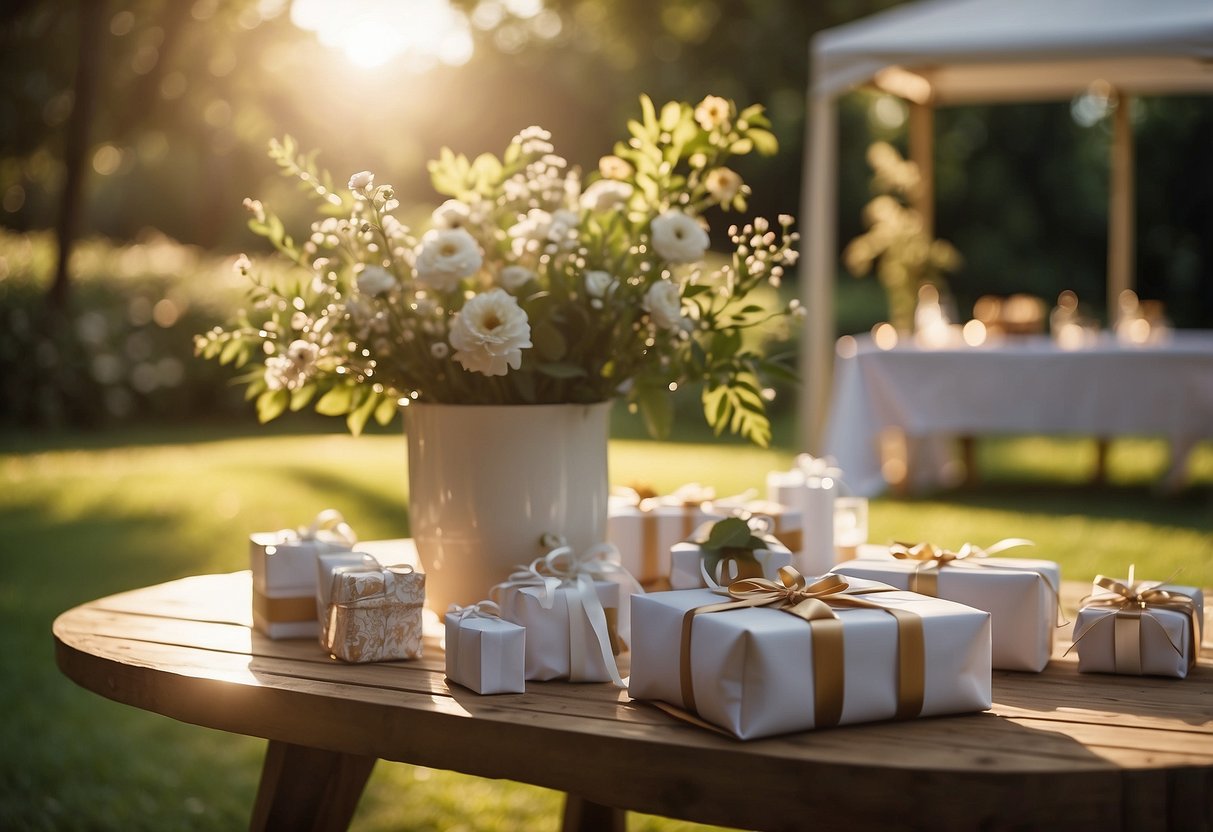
[250,509,357,639]
[316,551,381,621]
[832,540,1059,672]
[766,455,842,576]
[445,602,526,695]
[628,571,991,740]
[1071,572,1203,679]
[668,522,795,590]
[323,565,425,663]
[492,544,636,685]
[607,484,718,586]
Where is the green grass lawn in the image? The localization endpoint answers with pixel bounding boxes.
[1,425,1210,830]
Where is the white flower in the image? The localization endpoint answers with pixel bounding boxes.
[694,95,730,130]
[548,209,579,246]
[580,179,633,212]
[644,280,684,330]
[415,228,483,291]
[355,265,396,296]
[233,254,251,274]
[508,209,553,243]
[598,155,633,180]
[584,270,615,298]
[348,170,375,192]
[650,211,710,264]
[449,289,532,377]
[705,167,743,204]
[500,265,535,292]
[430,342,450,359]
[432,199,472,229]
[264,339,319,391]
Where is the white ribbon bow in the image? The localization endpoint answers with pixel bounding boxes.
[446,600,504,622]
[279,509,357,547]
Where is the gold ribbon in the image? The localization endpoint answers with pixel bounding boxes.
[615,485,713,584]
[1067,572,1200,675]
[890,539,1034,596]
[678,568,925,729]
[252,590,316,623]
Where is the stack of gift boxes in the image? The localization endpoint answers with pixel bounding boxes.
[249,473,1204,741]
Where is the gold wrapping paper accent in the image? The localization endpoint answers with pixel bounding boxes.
[1068,573,1200,675]
[252,589,317,623]
[636,503,704,585]
[677,568,925,729]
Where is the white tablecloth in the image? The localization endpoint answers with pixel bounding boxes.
[824,332,1213,496]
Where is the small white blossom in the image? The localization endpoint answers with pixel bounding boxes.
[415,228,483,292]
[580,179,633,212]
[242,198,265,222]
[508,209,553,242]
[499,265,535,292]
[584,270,615,298]
[644,280,684,330]
[356,265,396,296]
[650,211,710,264]
[694,95,730,130]
[432,199,472,229]
[347,170,375,193]
[264,339,319,391]
[233,254,251,274]
[598,155,633,180]
[449,288,533,377]
[705,167,743,204]
[430,342,450,359]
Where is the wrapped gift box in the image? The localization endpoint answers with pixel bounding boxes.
[316,551,381,621]
[669,536,795,590]
[766,456,841,576]
[832,545,1059,672]
[607,485,716,586]
[495,578,622,684]
[628,575,991,740]
[1072,575,1203,679]
[707,498,804,556]
[323,565,425,663]
[445,603,526,695]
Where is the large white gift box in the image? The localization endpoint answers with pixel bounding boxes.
[316,551,381,620]
[323,565,425,663]
[628,572,991,740]
[445,602,526,695]
[1072,573,1203,679]
[250,510,357,639]
[669,533,795,590]
[607,484,717,586]
[766,455,841,576]
[832,541,1059,672]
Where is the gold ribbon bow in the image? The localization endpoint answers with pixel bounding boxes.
[678,567,925,729]
[890,538,1034,596]
[1068,570,1200,675]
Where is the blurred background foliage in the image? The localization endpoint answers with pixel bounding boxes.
[0,0,1210,430]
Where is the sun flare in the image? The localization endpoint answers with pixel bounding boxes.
[290,0,474,70]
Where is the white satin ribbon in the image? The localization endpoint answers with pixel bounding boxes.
[278,508,357,547]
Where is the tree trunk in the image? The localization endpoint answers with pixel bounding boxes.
[48,0,107,312]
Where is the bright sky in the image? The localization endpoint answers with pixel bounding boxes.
[289,0,474,69]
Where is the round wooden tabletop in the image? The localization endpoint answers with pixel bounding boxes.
[54,567,1213,831]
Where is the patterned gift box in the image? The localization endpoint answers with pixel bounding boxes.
[766,455,842,576]
[1071,571,1203,679]
[323,565,425,663]
[492,544,639,685]
[628,569,991,740]
[316,551,381,621]
[250,509,357,639]
[607,484,717,587]
[445,601,526,695]
[833,540,1059,672]
[669,519,795,590]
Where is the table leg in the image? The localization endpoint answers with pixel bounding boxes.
[249,740,376,832]
[562,794,625,832]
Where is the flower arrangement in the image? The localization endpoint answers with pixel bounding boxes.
[197,95,801,446]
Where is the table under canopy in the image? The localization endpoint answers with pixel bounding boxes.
[823,330,1213,496]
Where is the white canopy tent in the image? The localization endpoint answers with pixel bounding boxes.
[798,0,1213,450]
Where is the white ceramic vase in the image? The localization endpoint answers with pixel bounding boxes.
[404,401,611,614]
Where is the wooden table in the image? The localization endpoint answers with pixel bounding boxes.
[55,572,1213,832]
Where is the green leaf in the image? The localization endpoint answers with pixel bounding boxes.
[531,321,568,362]
[256,389,288,424]
[730,137,754,155]
[759,358,799,384]
[635,383,673,440]
[315,384,355,416]
[374,394,399,426]
[640,94,658,133]
[289,385,316,411]
[659,100,682,132]
[705,517,754,549]
[346,390,379,436]
[747,128,779,156]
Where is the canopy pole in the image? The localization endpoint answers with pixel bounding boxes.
[798,91,838,453]
[908,102,935,239]
[1108,91,1135,321]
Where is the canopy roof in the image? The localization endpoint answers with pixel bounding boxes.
[812,0,1213,104]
